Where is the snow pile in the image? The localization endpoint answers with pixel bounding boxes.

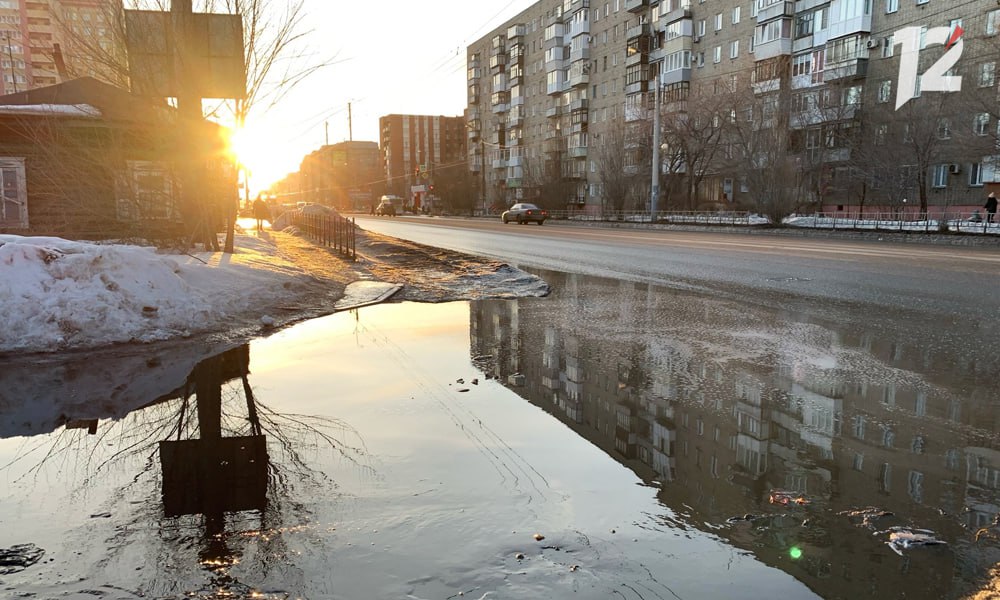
[0,234,314,353]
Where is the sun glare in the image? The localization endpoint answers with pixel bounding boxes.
[225,123,299,193]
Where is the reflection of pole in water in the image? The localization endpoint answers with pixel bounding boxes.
[158,345,268,591]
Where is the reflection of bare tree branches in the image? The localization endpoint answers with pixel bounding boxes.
[1,352,372,597]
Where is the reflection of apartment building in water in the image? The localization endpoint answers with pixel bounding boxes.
[0,1,120,94]
[469,0,1000,216]
[468,267,998,598]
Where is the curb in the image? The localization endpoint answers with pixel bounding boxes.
[333,283,403,312]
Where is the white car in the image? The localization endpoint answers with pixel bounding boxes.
[501,203,548,225]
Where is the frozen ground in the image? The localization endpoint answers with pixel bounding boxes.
[0,223,550,355]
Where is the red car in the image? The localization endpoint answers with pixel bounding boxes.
[501,203,548,225]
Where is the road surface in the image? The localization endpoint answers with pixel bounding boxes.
[354,215,1000,322]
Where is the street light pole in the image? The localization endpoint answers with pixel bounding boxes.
[650,70,661,221]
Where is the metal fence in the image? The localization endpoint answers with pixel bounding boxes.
[293,212,357,260]
[543,210,760,226]
[788,212,1000,235]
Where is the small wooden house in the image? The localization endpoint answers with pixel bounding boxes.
[0,77,235,240]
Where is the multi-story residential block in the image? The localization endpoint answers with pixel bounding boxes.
[469,0,999,217]
[297,140,381,211]
[0,0,120,95]
[379,113,467,209]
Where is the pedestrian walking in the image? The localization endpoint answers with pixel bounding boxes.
[252,195,269,231]
[985,192,998,224]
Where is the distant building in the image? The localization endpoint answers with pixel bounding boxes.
[379,114,467,208]
[297,140,381,211]
[468,0,1000,216]
[0,0,122,94]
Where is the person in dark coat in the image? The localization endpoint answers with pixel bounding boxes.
[985,192,998,224]
[252,196,269,231]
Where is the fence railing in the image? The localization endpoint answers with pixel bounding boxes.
[543,210,760,226]
[786,212,1000,235]
[293,212,357,260]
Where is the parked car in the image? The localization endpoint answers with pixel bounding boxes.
[501,203,548,225]
[375,198,396,216]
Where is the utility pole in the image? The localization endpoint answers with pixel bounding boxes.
[325,121,329,145]
[171,0,218,250]
[348,102,353,141]
[650,69,660,222]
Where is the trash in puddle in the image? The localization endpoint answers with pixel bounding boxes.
[769,490,810,506]
[875,526,947,556]
[726,514,761,524]
[838,507,894,528]
[0,543,45,575]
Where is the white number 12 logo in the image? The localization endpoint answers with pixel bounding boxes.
[895,25,963,111]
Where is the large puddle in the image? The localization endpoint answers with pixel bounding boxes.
[1,267,998,599]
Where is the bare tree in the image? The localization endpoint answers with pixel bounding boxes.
[594,117,643,214]
[727,87,802,222]
[658,82,731,210]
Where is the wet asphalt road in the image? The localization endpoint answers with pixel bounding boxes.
[354,215,1000,322]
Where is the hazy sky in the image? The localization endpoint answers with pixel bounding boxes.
[239,0,538,190]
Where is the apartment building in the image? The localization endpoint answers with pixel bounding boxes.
[298,141,381,211]
[379,113,467,206]
[469,0,1000,216]
[0,0,119,95]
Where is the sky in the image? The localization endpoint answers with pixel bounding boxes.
[235,0,538,192]
[0,220,548,355]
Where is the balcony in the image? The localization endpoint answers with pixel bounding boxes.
[825,14,873,40]
[823,58,868,82]
[468,128,480,141]
[757,0,793,23]
[624,79,649,95]
[507,24,526,39]
[568,144,588,158]
[660,7,693,25]
[489,54,507,72]
[568,97,588,112]
[570,46,591,63]
[754,36,792,61]
[492,102,510,114]
[506,177,523,188]
[547,79,566,96]
[570,19,590,39]
[624,0,647,13]
[627,23,651,41]
[568,65,590,88]
[662,67,691,86]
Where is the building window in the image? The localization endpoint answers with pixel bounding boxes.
[715,13,722,31]
[937,119,951,139]
[795,12,814,39]
[118,160,177,221]
[970,162,984,186]
[730,40,739,59]
[882,35,894,58]
[980,62,995,87]
[875,124,887,145]
[732,6,741,24]
[989,9,1000,36]
[713,45,721,63]
[698,19,706,37]
[886,0,898,13]
[792,53,812,76]
[915,0,928,5]
[974,113,990,136]
[877,79,892,103]
[932,164,948,188]
[0,157,26,229]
